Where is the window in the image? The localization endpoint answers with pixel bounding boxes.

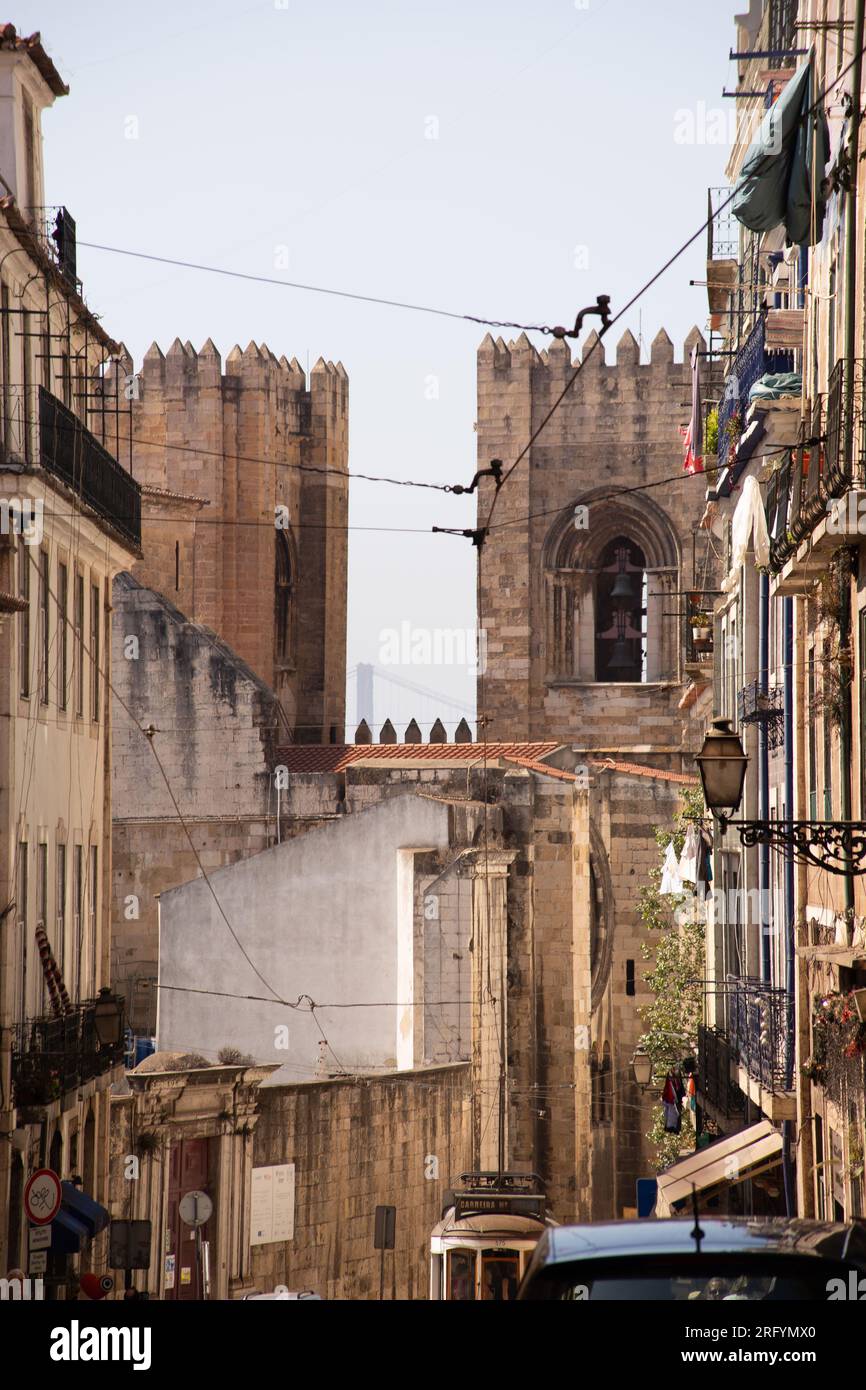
[447,1249,476,1301]
[590,1043,600,1125]
[479,1251,520,1301]
[860,610,866,816]
[36,842,48,1010]
[56,843,66,975]
[75,574,84,716]
[626,959,635,997]
[275,531,293,663]
[22,307,32,464]
[822,640,833,819]
[58,562,68,710]
[1,281,10,455]
[594,537,646,682]
[22,92,36,212]
[807,649,817,820]
[89,845,98,995]
[18,541,30,697]
[73,845,83,1000]
[16,843,27,1021]
[91,584,100,721]
[39,549,49,703]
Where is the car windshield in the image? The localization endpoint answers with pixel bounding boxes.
[523,1255,860,1301]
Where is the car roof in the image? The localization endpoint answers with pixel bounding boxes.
[534,1217,866,1267]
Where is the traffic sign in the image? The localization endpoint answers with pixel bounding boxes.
[29,1250,47,1274]
[24,1169,62,1225]
[109,1219,152,1270]
[178,1190,213,1228]
[29,1224,51,1250]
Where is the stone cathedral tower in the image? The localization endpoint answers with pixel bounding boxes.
[102,339,348,743]
[475,326,713,755]
[474,326,718,1218]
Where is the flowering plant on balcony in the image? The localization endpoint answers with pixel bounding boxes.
[803,991,866,1093]
[723,407,744,455]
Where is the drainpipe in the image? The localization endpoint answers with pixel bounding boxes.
[759,575,771,981]
[782,597,796,1216]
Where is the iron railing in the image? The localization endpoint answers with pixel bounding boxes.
[766,360,866,569]
[767,0,799,68]
[717,316,795,471]
[738,680,785,751]
[698,1023,747,1118]
[726,975,794,1094]
[12,999,126,1108]
[39,386,141,546]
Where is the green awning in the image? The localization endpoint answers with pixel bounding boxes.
[732,56,829,247]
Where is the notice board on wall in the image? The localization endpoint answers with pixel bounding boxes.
[250,1163,295,1245]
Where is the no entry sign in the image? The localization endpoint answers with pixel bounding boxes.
[24,1168,62,1225]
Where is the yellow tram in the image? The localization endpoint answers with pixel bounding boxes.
[429,1172,553,1301]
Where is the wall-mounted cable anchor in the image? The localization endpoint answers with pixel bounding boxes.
[448,459,503,495]
[542,294,612,340]
[432,526,488,548]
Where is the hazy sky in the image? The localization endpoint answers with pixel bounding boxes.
[21,0,737,734]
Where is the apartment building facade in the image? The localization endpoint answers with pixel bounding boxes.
[696,0,866,1223]
[0,27,139,1283]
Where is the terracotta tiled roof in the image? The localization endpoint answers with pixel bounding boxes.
[0,24,68,96]
[274,742,560,773]
[590,757,699,786]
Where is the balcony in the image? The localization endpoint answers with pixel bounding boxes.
[726,976,795,1111]
[38,385,141,548]
[737,680,784,751]
[767,359,866,589]
[697,1023,746,1119]
[11,999,126,1110]
[717,316,795,477]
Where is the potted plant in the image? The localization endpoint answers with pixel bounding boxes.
[692,612,712,645]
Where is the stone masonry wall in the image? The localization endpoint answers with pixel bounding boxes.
[475,328,717,754]
[111,573,281,1032]
[100,340,348,741]
[252,1065,472,1300]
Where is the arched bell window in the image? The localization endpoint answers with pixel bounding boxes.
[275,531,294,665]
[594,536,646,683]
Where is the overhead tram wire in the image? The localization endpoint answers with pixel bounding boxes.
[77,240,553,338]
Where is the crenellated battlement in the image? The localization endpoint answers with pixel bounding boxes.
[105,338,349,415]
[477,325,705,374]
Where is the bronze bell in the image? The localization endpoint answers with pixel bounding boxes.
[610,570,635,601]
[607,637,633,669]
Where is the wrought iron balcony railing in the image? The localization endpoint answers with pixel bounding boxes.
[698,1023,746,1118]
[726,975,794,1094]
[737,680,784,751]
[717,316,796,472]
[766,360,866,570]
[38,386,141,547]
[11,999,126,1109]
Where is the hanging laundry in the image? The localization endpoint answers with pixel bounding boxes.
[663,1101,682,1134]
[700,827,713,885]
[660,840,683,895]
[678,824,701,885]
[687,1072,697,1113]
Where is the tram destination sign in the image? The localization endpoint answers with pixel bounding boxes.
[453,1193,546,1221]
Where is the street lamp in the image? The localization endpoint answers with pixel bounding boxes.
[695,719,748,819]
[630,1046,653,1090]
[93,988,124,1047]
[695,719,866,875]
